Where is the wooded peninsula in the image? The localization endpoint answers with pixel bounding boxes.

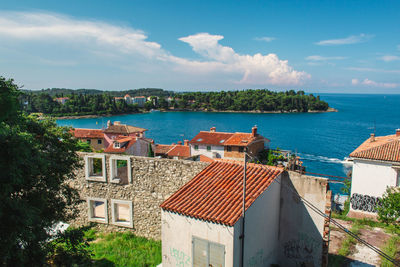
[21,88,331,117]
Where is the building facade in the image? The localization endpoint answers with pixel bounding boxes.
[348,130,400,219]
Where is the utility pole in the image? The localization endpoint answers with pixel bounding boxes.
[240,149,247,267]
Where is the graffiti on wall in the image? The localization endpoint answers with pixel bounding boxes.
[247,249,273,267]
[170,247,191,267]
[350,193,381,213]
[283,232,319,264]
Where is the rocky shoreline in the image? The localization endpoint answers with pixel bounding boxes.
[54,107,337,119]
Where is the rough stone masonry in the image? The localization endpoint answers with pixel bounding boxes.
[68,152,209,240]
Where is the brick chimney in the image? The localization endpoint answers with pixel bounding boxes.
[370,133,375,142]
[252,125,258,137]
[184,140,189,146]
[396,129,400,137]
[210,127,216,132]
[177,141,182,145]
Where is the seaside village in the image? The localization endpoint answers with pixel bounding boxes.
[69,121,400,267]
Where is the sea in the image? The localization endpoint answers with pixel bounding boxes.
[57,94,400,196]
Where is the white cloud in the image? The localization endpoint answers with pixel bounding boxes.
[254,37,276,42]
[0,12,309,87]
[379,55,400,62]
[178,33,310,85]
[347,67,400,74]
[351,78,398,88]
[316,34,374,46]
[306,55,346,61]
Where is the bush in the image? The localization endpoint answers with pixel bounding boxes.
[377,187,400,229]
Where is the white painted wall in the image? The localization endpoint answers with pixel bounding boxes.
[190,144,225,159]
[162,211,235,267]
[351,159,398,198]
[232,176,281,267]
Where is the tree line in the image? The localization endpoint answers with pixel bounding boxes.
[21,88,330,116]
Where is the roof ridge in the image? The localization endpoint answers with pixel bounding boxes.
[351,138,400,157]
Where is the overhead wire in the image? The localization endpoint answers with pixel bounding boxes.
[244,152,399,266]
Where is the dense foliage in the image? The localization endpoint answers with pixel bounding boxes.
[0,77,81,265]
[377,188,400,229]
[21,88,329,116]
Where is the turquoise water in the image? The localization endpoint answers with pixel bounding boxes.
[57,94,400,195]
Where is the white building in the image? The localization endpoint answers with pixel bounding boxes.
[189,126,269,161]
[348,129,400,219]
[161,160,283,267]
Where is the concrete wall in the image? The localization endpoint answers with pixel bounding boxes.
[278,171,330,267]
[351,159,397,198]
[161,211,235,267]
[190,144,225,158]
[68,152,208,240]
[233,177,282,267]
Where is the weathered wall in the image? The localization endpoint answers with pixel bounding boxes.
[278,171,330,267]
[161,211,235,267]
[68,152,208,240]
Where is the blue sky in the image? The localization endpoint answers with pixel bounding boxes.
[1,0,399,93]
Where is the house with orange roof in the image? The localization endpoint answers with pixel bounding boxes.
[189,126,269,161]
[348,129,400,219]
[71,128,104,151]
[124,94,132,104]
[103,120,147,148]
[54,97,69,105]
[104,135,153,156]
[155,140,191,160]
[133,96,146,107]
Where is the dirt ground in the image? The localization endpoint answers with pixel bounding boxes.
[328,219,394,267]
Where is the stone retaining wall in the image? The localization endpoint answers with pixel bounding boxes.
[68,152,209,240]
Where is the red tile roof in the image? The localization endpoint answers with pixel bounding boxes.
[199,154,215,163]
[104,124,147,134]
[225,133,257,147]
[167,145,190,158]
[72,128,104,139]
[161,161,283,226]
[350,134,400,163]
[104,136,136,153]
[189,131,234,145]
[155,145,173,155]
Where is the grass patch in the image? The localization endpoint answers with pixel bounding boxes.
[337,222,363,257]
[90,232,161,267]
[381,236,400,267]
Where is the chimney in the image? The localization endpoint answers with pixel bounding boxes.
[184,140,189,146]
[114,121,121,125]
[210,127,216,132]
[370,133,375,142]
[252,125,258,137]
[396,129,400,137]
[177,141,182,145]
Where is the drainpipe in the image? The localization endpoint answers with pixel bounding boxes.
[240,149,247,267]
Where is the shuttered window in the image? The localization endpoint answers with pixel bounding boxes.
[192,237,225,267]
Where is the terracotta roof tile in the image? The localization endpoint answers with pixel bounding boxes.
[104,124,147,134]
[167,145,191,158]
[350,135,400,163]
[155,145,172,155]
[161,161,283,226]
[199,154,215,163]
[104,136,136,153]
[189,132,234,146]
[72,128,104,139]
[224,133,257,146]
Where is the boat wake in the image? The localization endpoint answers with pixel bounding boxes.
[298,153,353,167]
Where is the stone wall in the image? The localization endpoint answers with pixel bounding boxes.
[278,171,331,267]
[68,152,209,240]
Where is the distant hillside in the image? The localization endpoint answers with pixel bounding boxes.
[23,88,174,97]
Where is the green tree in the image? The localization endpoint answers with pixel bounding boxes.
[148,143,154,157]
[377,187,400,229]
[0,77,81,265]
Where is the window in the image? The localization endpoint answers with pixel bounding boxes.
[192,237,225,267]
[86,139,91,144]
[109,155,132,184]
[114,142,120,148]
[207,146,211,151]
[87,197,108,223]
[98,139,102,144]
[227,146,232,152]
[194,145,199,150]
[85,154,106,182]
[111,199,133,227]
[239,147,244,153]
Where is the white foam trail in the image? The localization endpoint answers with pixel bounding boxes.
[298,153,343,164]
